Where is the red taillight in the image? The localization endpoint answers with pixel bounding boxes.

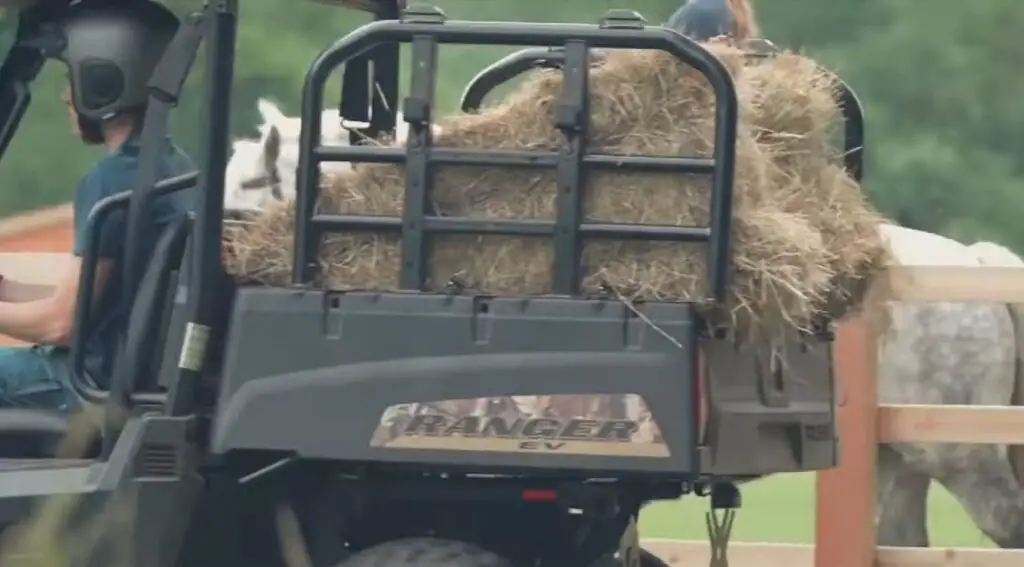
[521,489,558,502]
[695,345,708,443]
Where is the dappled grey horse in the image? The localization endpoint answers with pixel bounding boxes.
[858,226,1024,548]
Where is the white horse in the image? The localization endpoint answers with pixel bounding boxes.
[224,98,436,213]
[224,99,351,213]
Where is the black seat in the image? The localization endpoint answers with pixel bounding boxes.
[116,215,191,393]
[0,409,68,458]
[0,217,192,460]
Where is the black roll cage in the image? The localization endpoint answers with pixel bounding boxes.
[295,8,739,301]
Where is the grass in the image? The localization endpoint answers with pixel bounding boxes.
[638,473,994,547]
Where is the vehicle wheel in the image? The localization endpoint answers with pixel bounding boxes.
[338,538,512,567]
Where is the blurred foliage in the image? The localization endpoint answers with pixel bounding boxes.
[0,0,1021,250]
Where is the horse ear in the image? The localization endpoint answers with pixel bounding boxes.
[257,98,288,128]
[320,109,346,140]
[262,125,281,167]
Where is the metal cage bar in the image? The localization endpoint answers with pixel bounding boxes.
[459,47,566,113]
[399,34,438,289]
[551,40,588,294]
[836,80,865,182]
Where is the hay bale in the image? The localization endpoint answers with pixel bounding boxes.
[225,41,889,335]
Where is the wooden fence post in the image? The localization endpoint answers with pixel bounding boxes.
[814,317,878,567]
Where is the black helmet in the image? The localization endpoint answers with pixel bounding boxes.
[60,0,180,121]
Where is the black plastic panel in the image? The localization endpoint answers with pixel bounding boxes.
[701,333,836,475]
[212,288,701,476]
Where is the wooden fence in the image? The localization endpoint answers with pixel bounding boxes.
[642,265,1024,566]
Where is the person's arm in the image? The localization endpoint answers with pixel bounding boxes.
[0,253,71,302]
[0,168,118,344]
[0,279,56,303]
[0,257,112,344]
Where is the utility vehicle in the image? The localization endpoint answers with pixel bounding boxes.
[0,0,863,566]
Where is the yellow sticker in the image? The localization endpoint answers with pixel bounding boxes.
[178,322,211,371]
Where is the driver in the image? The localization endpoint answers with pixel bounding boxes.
[0,0,194,411]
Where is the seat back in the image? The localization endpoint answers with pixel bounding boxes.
[70,174,198,399]
[112,216,192,396]
[154,232,236,392]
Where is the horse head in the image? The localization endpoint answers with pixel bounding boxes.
[224,98,445,214]
[224,99,349,210]
[224,130,282,214]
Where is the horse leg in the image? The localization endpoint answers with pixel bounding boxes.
[876,445,930,547]
[932,445,1024,548]
[876,299,1020,546]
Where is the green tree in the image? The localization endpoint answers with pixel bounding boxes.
[759,0,1024,249]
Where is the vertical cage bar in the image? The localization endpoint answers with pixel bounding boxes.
[705,70,737,303]
[552,40,589,295]
[837,80,865,182]
[399,35,438,290]
[169,0,237,417]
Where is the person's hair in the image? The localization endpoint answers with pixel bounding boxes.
[76,115,104,145]
[76,103,146,146]
[726,0,759,41]
[120,104,148,128]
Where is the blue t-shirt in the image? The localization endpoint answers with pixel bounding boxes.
[71,134,196,387]
[667,0,733,41]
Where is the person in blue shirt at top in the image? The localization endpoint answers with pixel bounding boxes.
[0,0,194,411]
[666,0,759,42]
